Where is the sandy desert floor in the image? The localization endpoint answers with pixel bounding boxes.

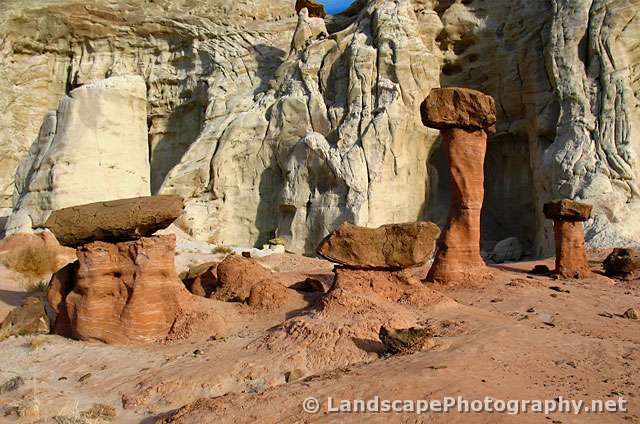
[0,251,638,424]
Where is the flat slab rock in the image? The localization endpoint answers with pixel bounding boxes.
[421,87,497,133]
[543,199,592,221]
[317,222,440,269]
[45,195,184,247]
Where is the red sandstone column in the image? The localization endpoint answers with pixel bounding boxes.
[420,87,496,284]
[543,199,592,279]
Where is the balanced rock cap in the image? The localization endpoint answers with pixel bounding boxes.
[317,222,441,269]
[295,0,326,18]
[421,87,497,133]
[543,199,593,221]
[45,195,184,247]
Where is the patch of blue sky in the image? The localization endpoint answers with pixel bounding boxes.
[317,0,353,14]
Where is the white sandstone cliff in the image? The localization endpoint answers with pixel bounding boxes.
[160,0,441,253]
[6,75,150,233]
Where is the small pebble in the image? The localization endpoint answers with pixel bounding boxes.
[623,308,638,320]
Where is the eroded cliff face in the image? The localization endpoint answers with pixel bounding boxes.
[432,0,640,254]
[0,0,295,212]
[160,0,442,252]
[1,0,639,254]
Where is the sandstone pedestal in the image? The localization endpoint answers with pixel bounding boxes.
[48,235,225,344]
[543,200,592,279]
[421,88,497,283]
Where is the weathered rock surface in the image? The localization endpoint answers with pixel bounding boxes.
[490,237,524,264]
[45,196,184,247]
[317,222,440,269]
[426,127,491,284]
[420,87,497,133]
[6,76,151,234]
[543,200,593,222]
[544,200,592,279]
[213,255,273,302]
[160,0,441,253]
[1,0,640,255]
[291,8,329,53]
[247,280,298,311]
[48,235,227,344]
[552,221,591,279]
[379,326,435,355]
[0,297,49,339]
[182,263,218,298]
[603,248,640,280]
[295,0,326,18]
[430,0,640,253]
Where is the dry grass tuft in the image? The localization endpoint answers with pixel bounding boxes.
[29,335,50,350]
[26,280,50,295]
[213,245,233,255]
[1,244,61,281]
[80,403,117,422]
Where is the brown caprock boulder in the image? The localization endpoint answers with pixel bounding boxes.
[544,199,592,279]
[421,87,496,284]
[45,195,184,247]
[48,235,226,344]
[317,222,441,270]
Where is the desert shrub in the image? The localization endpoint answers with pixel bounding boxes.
[80,404,117,422]
[213,245,233,255]
[1,245,60,281]
[29,335,50,350]
[26,280,49,295]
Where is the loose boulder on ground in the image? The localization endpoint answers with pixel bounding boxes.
[45,195,184,247]
[603,248,640,280]
[0,297,49,340]
[379,326,435,355]
[317,222,440,269]
[213,255,273,302]
[489,237,524,263]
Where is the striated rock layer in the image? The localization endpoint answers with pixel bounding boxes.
[48,235,229,344]
[545,200,592,279]
[1,0,639,254]
[552,221,591,279]
[427,127,491,283]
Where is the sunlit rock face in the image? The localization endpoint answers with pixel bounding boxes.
[1,0,640,254]
[159,0,441,253]
[5,76,151,234]
[431,0,640,254]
